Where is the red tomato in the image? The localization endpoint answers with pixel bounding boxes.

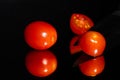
[70,13,94,35]
[25,50,57,77]
[79,56,105,77]
[24,21,57,50]
[79,31,106,57]
[70,36,82,55]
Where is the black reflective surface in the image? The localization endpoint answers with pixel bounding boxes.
[1,0,120,79]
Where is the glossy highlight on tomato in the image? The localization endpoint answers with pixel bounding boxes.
[79,31,106,57]
[79,56,105,77]
[70,13,94,35]
[25,50,57,77]
[24,21,57,50]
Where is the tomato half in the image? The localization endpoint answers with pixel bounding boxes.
[79,56,105,77]
[24,21,57,50]
[70,13,94,35]
[25,50,57,77]
[79,31,106,57]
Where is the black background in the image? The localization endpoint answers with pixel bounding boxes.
[1,0,120,79]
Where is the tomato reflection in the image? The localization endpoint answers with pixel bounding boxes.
[78,55,105,77]
[69,36,82,55]
[25,50,57,77]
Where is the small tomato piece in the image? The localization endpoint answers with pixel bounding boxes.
[70,36,82,55]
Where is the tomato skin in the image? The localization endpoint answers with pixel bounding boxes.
[24,21,57,50]
[25,50,57,77]
[79,56,105,77]
[70,13,94,35]
[79,31,106,57]
[70,36,82,55]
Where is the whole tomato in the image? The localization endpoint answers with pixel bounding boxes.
[79,56,105,77]
[79,31,106,57]
[25,50,57,77]
[24,21,57,50]
[70,13,94,35]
